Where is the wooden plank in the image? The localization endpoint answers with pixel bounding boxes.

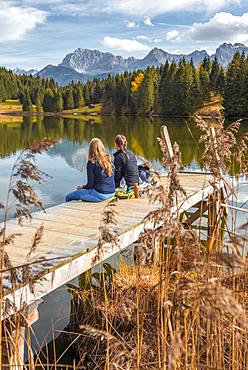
[1,173,223,318]
[184,202,208,226]
[221,203,248,215]
[160,126,174,160]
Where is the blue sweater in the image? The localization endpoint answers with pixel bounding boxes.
[83,161,115,194]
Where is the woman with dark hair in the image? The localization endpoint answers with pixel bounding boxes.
[113,134,139,189]
[66,138,115,202]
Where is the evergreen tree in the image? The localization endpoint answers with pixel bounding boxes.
[93,80,102,103]
[174,59,188,115]
[22,91,32,112]
[73,85,84,108]
[159,61,177,115]
[223,52,246,117]
[188,67,202,112]
[140,67,156,114]
[34,90,42,112]
[54,89,64,112]
[217,67,226,94]
[199,65,210,101]
[84,84,90,105]
[18,89,25,105]
[63,88,74,110]
[0,80,5,102]
[43,88,54,112]
[113,75,127,114]
[202,57,211,73]
[210,56,222,92]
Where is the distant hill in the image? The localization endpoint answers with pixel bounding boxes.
[14,42,248,85]
[37,64,92,85]
[13,67,38,76]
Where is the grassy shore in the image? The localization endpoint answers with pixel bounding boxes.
[194,94,223,116]
[0,97,223,125]
[0,99,23,113]
[63,103,103,115]
[0,100,104,123]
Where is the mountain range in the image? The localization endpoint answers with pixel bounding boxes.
[13,67,38,76]
[14,42,248,85]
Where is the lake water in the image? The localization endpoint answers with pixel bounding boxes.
[0,115,206,213]
[0,115,247,356]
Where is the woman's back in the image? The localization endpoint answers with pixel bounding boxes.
[66,138,115,203]
[84,161,115,194]
[114,149,139,187]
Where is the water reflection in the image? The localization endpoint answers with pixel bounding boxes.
[0,115,204,162]
[0,116,205,212]
[1,115,247,212]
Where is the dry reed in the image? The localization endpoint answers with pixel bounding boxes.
[61,117,248,370]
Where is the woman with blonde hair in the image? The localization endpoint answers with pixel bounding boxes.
[66,138,115,202]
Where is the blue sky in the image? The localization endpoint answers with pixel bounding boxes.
[1,0,248,70]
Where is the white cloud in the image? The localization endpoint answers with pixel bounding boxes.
[126,20,137,28]
[0,2,47,42]
[136,35,150,40]
[190,12,248,42]
[19,0,241,17]
[136,35,162,43]
[103,36,150,51]
[175,12,248,43]
[144,16,153,26]
[166,30,180,41]
[153,38,162,43]
[103,0,240,17]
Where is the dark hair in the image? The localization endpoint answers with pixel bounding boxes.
[115,134,129,158]
[115,134,127,148]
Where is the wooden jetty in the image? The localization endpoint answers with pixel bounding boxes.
[3,172,222,312]
[0,125,225,367]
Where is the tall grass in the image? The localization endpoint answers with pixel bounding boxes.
[0,138,58,368]
[0,116,248,369]
[62,116,248,369]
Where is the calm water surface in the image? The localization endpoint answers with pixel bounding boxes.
[0,115,205,213]
[0,115,247,354]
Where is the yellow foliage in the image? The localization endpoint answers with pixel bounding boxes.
[131,136,144,156]
[131,72,144,95]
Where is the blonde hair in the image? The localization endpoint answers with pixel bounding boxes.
[88,138,113,176]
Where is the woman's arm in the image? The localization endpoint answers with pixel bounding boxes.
[83,161,95,189]
[114,154,124,187]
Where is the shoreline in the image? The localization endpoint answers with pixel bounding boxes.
[1,103,246,121]
[0,111,102,117]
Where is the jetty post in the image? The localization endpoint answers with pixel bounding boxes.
[2,299,41,369]
[160,124,227,253]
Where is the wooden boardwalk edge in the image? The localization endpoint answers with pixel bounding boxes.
[2,177,223,318]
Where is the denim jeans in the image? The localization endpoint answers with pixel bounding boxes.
[65,188,115,202]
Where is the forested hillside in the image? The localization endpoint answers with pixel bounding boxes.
[0,52,247,118]
[223,52,248,117]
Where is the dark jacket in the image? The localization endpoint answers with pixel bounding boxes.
[83,161,115,194]
[113,149,139,187]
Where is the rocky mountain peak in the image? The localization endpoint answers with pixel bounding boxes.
[21,42,248,85]
[60,48,126,74]
[215,42,248,66]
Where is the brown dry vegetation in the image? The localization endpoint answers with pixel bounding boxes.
[62,116,248,369]
[0,138,58,368]
[0,115,248,369]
